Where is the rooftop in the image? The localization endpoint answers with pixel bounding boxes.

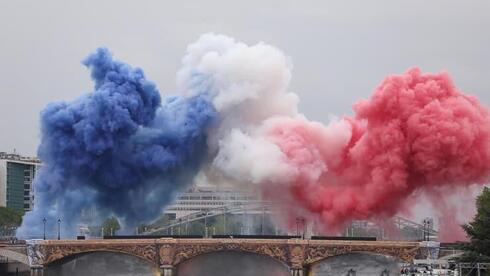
[0,152,41,164]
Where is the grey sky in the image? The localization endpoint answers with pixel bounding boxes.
[1,0,489,156]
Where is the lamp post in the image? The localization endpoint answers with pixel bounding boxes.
[185,218,188,235]
[57,219,61,240]
[296,218,300,237]
[178,219,182,235]
[302,218,306,239]
[223,207,227,235]
[295,217,306,238]
[261,207,265,235]
[42,218,47,240]
[422,218,431,241]
[204,211,208,237]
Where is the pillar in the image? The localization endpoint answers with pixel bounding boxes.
[30,266,45,276]
[160,265,174,276]
[290,267,305,276]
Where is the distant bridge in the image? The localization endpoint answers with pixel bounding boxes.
[2,238,421,276]
[143,201,274,235]
[142,202,438,239]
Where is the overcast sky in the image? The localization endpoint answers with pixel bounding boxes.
[1,0,489,156]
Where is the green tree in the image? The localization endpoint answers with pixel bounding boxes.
[102,216,121,236]
[0,207,23,227]
[461,186,490,263]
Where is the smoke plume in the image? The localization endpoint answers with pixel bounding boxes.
[18,48,216,237]
[261,69,490,235]
[183,35,490,240]
[18,34,490,241]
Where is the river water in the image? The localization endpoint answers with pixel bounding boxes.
[44,251,401,276]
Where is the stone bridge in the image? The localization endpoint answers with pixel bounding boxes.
[1,238,422,275]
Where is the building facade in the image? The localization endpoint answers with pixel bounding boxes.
[0,152,41,212]
[164,186,263,220]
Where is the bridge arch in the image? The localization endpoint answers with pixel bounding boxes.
[34,241,159,267]
[44,249,154,266]
[169,240,290,267]
[44,250,159,276]
[176,250,291,276]
[303,242,417,265]
[0,247,29,265]
[307,251,403,275]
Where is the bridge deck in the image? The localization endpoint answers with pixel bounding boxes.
[22,238,421,269]
[36,238,420,246]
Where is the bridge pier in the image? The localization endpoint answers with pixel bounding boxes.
[290,267,305,276]
[160,265,174,276]
[30,266,45,276]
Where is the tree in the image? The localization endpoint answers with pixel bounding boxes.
[462,186,490,262]
[0,207,23,228]
[102,216,121,236]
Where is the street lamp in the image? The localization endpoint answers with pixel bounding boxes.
[185,218,188,235]
[296,218,300,237]
[223,207,227,235]
[261,207,265,235]
[204,211,208,237]
[302,218,306,239]
[42,218,47,240]
[295,217,306,238]
[422,218,431,241]
[57,219,61,240]
[178,219,182,235]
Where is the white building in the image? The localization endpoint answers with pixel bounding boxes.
[164,185,264,220]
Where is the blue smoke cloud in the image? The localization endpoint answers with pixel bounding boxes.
[17,48,216,237]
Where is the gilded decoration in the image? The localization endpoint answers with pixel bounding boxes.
[40,242,157,265]
[26,239,420,268]
[171,241,289,266]
[159,244,175,265]
[305,243,418,264]
[288,245,306,268]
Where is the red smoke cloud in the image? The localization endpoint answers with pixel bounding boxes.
[265,68,490,240]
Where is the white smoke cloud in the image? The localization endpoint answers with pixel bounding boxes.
[178,33,302,188]
[213,128,295,184]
